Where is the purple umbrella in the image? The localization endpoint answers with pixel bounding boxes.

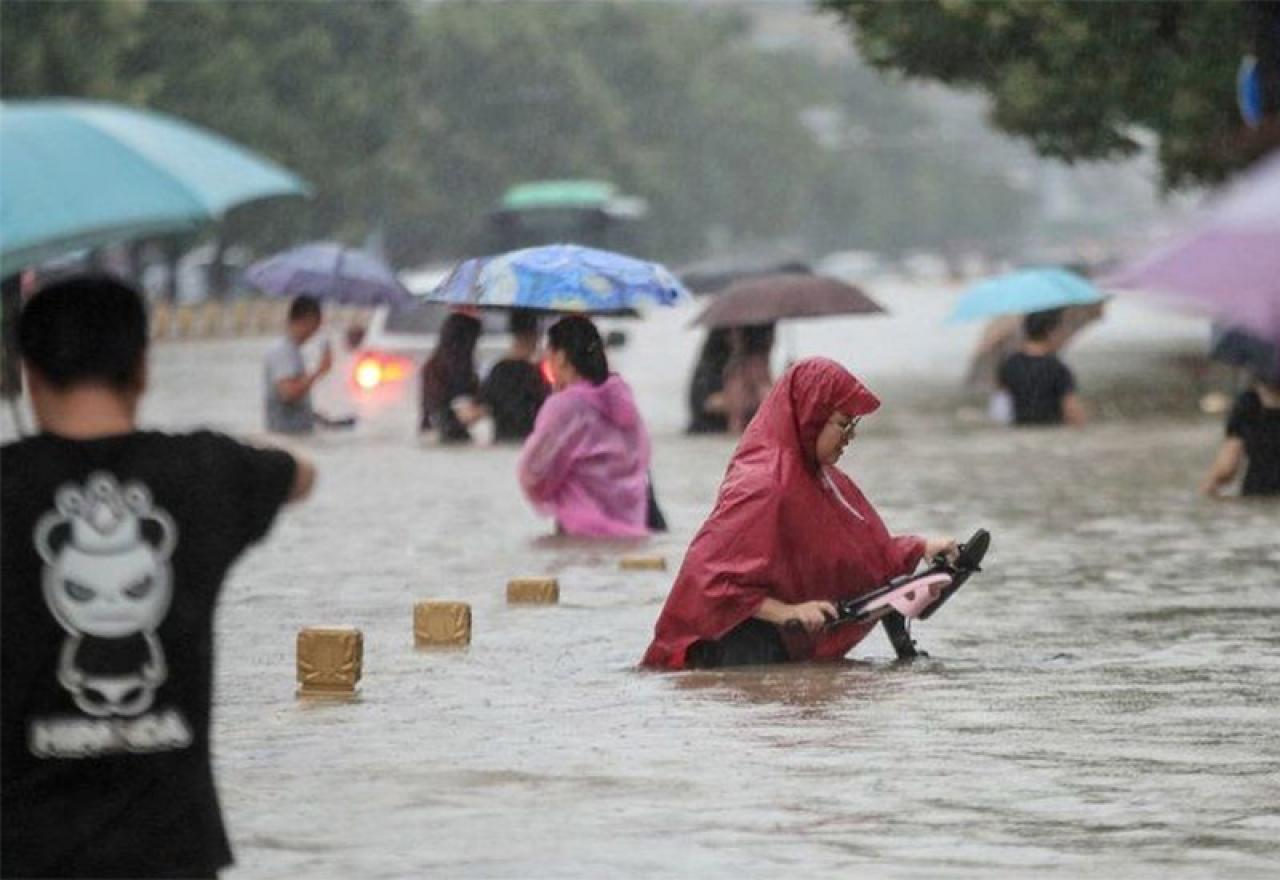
[1102,150,1280,341]
[246,241,413,308]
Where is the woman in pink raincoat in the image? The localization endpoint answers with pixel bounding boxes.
[518,316,654,537]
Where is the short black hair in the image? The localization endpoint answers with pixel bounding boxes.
[288,294,322,322]
[1023,307,1065,342]
[17,275,147,392]
[508,307,538,338]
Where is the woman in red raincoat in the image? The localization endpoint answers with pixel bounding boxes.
[642,357,956,669]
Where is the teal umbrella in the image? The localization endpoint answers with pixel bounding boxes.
[0,99,309,277]
[949,268,1105,322]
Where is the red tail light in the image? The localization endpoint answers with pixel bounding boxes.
[354,354,413,391]
[539,358,555,387]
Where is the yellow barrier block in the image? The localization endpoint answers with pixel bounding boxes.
[506,577,559,604]
[296,626,363,698]
[230,299,253,334]
[254,299,276,333]
[620,555,667,572]
[199,301,222,337]
[175,305,196,338]
[150,303,172,340]
[414,601,472,647]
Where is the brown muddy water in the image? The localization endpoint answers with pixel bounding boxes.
[8,284,1278,877]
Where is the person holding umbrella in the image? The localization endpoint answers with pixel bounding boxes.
[419,312,484,444]
[263,294,333,435]
[995,308,1088,427]
[518,316,657,537]
[723,322,777,434]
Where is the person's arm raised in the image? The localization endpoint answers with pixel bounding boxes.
[276,344,333,403]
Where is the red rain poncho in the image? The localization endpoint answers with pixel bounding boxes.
[642,357,925,669]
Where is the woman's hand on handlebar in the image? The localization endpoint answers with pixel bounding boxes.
[924,536,959,564]
[755,597,836,633]
[790,600,838,632]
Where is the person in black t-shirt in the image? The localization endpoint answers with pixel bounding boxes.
[478,308,549,442]
[2,276,316,879]
[1202,372,1280,498]
[996,307,1087,427]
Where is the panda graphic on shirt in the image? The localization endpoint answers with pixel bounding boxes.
[34,472,177,718]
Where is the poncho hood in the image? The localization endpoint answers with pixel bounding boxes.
[641,358,923,669]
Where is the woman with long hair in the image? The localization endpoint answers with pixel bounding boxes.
[517,316,655,537]
[419,312,482,443]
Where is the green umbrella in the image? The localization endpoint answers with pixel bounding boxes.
[0,99,310,277]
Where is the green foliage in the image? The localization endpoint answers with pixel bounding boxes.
[2,0,1036,266]
[819,0,1256,188]
[0,0,146,101]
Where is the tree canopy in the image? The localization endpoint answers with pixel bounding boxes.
[3,0,1041,268]
[819,0,1274,190]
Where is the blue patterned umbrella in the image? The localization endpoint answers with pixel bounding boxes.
[426,244,689,315]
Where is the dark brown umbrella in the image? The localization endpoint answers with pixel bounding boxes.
[691,273,886,327]
[676,256,812,295]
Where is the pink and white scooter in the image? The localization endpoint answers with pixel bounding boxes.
[831,528,991,659]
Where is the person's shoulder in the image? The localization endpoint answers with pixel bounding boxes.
[138,428,257,461]
[264,335,299,361]
[1232,389,1262,418]
[1,434,46,477]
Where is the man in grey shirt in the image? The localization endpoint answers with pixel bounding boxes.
[264,295,331,434]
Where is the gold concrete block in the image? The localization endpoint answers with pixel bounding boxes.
[296,626,363,698]
[506,577,559,604]
[199,302,222,337]
[175,305,196,337]
[414,601,472,647]
[254,299,277,333]
[620,555,667,572]
[150,303,172,340]
[230,299,253,334]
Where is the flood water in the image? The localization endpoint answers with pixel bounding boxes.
[18,283,1280,877]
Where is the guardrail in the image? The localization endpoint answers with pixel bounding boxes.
[149,300,373,341]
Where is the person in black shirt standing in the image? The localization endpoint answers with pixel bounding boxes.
[996,307,1087,427]
[478,308,549,442]
[1202,369,1280,497]
[2,276,316,879]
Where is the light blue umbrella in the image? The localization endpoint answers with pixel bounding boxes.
[427,243,689,315]
[0,99,309,276]
[949,268,1105,322]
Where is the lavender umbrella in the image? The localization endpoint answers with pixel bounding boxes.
[246,241,413,308]
[1102,150,1280,341]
